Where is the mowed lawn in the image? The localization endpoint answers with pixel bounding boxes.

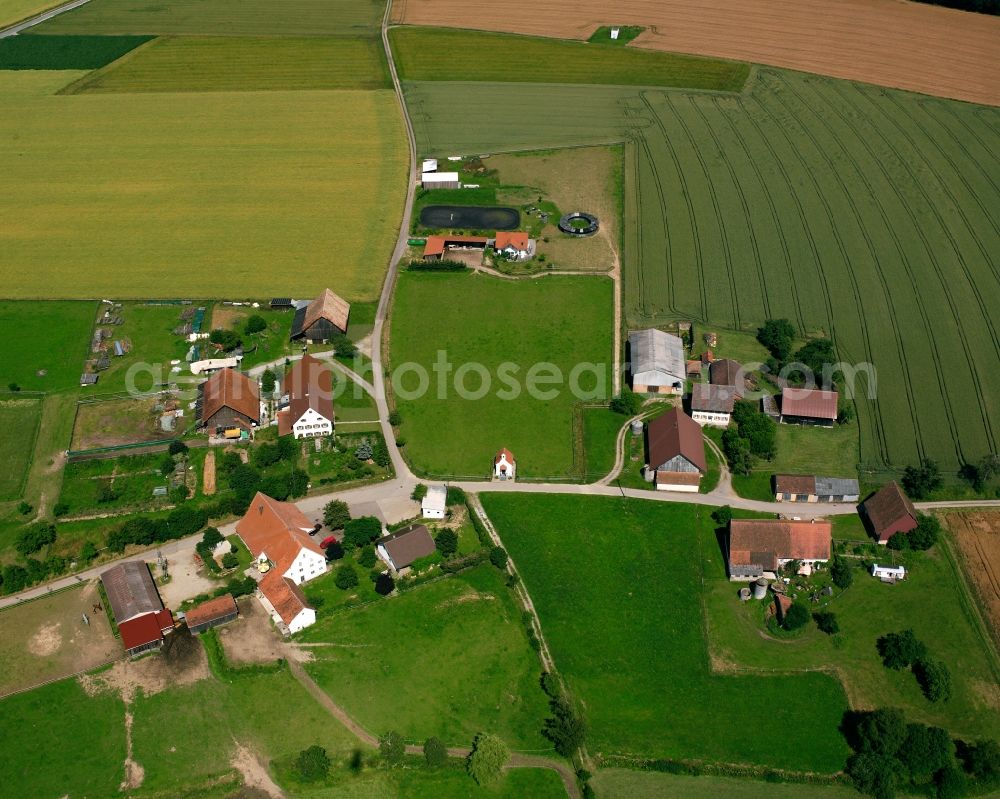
[301,566,550,750]
[0,398,42,500]
[0,677,126,797]
[68,36,391,93]
[391,28,749,91]
[390,272,613,478]
[703,540,1000,741]
[0,72,407,300]
[482,493,850,772]
[36,0,384,36]
[0,300,96,391]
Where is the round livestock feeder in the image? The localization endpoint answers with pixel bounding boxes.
[738,587,751,602]
[630,419,643,437]
[752,577,768,599]
[558,211,599,236]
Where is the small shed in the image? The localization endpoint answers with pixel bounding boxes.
[422,484,447,519]
[871,563,906,582]
[80,373,98,386]
[185,594,239,634]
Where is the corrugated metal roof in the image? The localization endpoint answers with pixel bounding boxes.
[101,561,164,624]
[629,329,686,387]
[814,476,860,496]
[690,383,737,413]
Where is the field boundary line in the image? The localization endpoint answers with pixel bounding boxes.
[0,0,94,37]
[56,34,162,95]
[0,394,43,503]
[0,656,121,701]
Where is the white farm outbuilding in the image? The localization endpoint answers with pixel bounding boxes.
[422,484,447,519]
[872,564,906,582]
[421,171,460,189]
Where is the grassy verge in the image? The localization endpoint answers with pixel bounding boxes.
[390,27,749,91]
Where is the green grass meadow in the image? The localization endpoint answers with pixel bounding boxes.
[390,272,613,478]
[391,28,749,91]
[0,0,62,26]
[406,61,1000,475]
[0,398,42,501]
[582,406,624,481]
[0,301,96,391]
[592,770,857,799]
[482,493,850,772]
[301,566,550,750]
[67,36,391,93]
[35,0,384,36]
[0,677,126,797]
[704,543,1000,741]
[0,71,407,300]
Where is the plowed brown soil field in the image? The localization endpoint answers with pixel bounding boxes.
[394,0,1000,106]
[944,511,1000,648]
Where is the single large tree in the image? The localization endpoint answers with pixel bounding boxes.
[466,733,509,786]
[379,731,405,765]
[423,736,447,767]
[901,458,942,499]
[295,745,331,782]
[542,697,587,757]
[877,630,927,671]
[757,318,796,361]
[323,499,351,530]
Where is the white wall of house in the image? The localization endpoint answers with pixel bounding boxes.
[376,543,395,571]
[776,556,829,568]
[292,407,333,440]
[692,410,731,428]
[422,503,445,519]
[654,477,699,493]
[283,548,327,585]
[494,454,516,479]
[287,607,316,634]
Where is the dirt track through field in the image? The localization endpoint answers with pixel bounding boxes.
[944,511,1000,648]
[394,0,1000,106]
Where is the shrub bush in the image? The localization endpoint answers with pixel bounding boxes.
[334,564,359,590]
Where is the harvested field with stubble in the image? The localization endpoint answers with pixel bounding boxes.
[944,511,1000,649]
[393,0,1000,106]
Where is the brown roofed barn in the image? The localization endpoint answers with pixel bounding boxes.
[185,594,238,634]
[100,561,174,655]
[727,519,832,581]
[861,481,919,545]
[198,367,260,431]
[780,387,838,426]
[709,359,744,395]
[646,407,706,492]
[290,288,351,342]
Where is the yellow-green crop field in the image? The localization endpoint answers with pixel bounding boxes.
[0,0,60,26]
[65,36,390,93]
[34,0,384,36]
[0,71,407,300]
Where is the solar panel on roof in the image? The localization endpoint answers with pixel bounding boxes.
[270,298,293,307]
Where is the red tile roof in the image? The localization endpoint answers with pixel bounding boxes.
[863,482,918,537]
[709,359,743,390]
[284,354,334,427]
[774,474,816,495]
[201,368,260,426]
[656,471,702,486]
[119,608,173,652]
[729,519,832,570]
[647,407,706,472]
[260,571,310,625]
[495,231,530,251]
[236,492,323,574]
[185,594,237,628]
[781,387,838,420]
[423,235,490,258]
[494,448,515,464]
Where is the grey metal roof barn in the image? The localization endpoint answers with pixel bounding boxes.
[628,329,686,390]
[814,476,861,498]
[101,561,164,624]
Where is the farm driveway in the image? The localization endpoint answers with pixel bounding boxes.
[156,542,216,608]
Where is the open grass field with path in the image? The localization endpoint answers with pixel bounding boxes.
[393,0,1000,106]
[0,398,42,501]
[66,35,391,93]
[482,493,850,772]
[391,27,748,91]
[36,0,384,36]
[405,59,1000,477]
[0,300,96,391]
[704,525,1000,742]
[301,565,550,750]
[0,677,126,796]
[390,272,613,479]
[0,71,407,300]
